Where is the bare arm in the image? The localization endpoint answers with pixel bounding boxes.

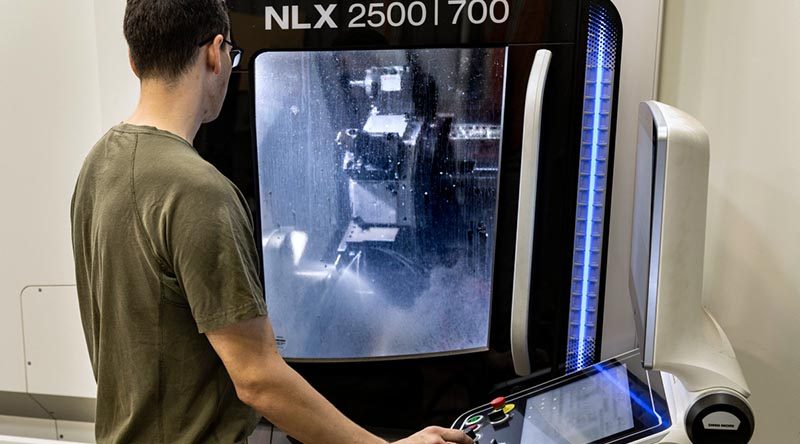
[206,316,385,444]
[206,316,473,444]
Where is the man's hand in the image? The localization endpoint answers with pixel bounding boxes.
[395,426,474,444]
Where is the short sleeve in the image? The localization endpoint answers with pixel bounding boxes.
[167,178,267,333]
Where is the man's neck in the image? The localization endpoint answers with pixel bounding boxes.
[126,79,205,144]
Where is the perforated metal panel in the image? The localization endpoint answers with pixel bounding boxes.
[567,2,621,373]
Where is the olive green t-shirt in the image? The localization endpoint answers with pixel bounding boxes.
[70,123,267,443]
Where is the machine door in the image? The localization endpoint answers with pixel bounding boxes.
[252,42,579,363]
[254,47,506,360]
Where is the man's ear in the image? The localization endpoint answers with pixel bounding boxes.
[128,49,141,78]
[203,34,224,75]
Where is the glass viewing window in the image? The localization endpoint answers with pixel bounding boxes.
[253,48,507,360]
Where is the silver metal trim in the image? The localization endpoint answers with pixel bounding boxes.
[510,49,552,376]
[640,101,669,370]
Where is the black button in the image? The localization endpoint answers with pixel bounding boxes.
[488,409,507,423]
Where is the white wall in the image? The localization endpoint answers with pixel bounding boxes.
[0,0,102,394]
[659,1,800,443]
[92,0,138,128]
[0,1,133,439]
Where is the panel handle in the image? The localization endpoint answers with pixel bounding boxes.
[511,49,552,376]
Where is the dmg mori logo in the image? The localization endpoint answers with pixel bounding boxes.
[265,5,338,30]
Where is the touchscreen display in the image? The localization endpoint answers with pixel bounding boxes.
[520,364,635,444]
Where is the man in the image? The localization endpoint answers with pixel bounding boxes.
[70,1,474,443]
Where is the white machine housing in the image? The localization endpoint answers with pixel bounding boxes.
[631,101,750,395]
[630,101,754,443]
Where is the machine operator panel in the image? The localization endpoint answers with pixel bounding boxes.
[452,352,671,444]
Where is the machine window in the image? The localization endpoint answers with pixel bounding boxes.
[254,48,506,360]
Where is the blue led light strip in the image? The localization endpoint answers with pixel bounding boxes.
[578,28,605,368]
[567,4,619,373]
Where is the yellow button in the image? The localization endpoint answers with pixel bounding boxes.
[503,403,515,415]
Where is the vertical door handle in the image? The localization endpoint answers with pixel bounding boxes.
[511,49,552,376]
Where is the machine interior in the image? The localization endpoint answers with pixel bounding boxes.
[253,48,507,360]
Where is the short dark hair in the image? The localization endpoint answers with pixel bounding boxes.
[124,0,231,81]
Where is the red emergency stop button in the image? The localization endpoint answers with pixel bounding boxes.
[490,396,506,410]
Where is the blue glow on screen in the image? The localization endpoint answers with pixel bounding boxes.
[595,363,665,426]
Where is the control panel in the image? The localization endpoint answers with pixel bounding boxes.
[452,351,671,444]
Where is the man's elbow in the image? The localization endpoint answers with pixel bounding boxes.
[232,372,270,409]
[237,390,265,411]
[230,360,285,410]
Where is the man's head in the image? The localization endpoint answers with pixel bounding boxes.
[124,0,237,122]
